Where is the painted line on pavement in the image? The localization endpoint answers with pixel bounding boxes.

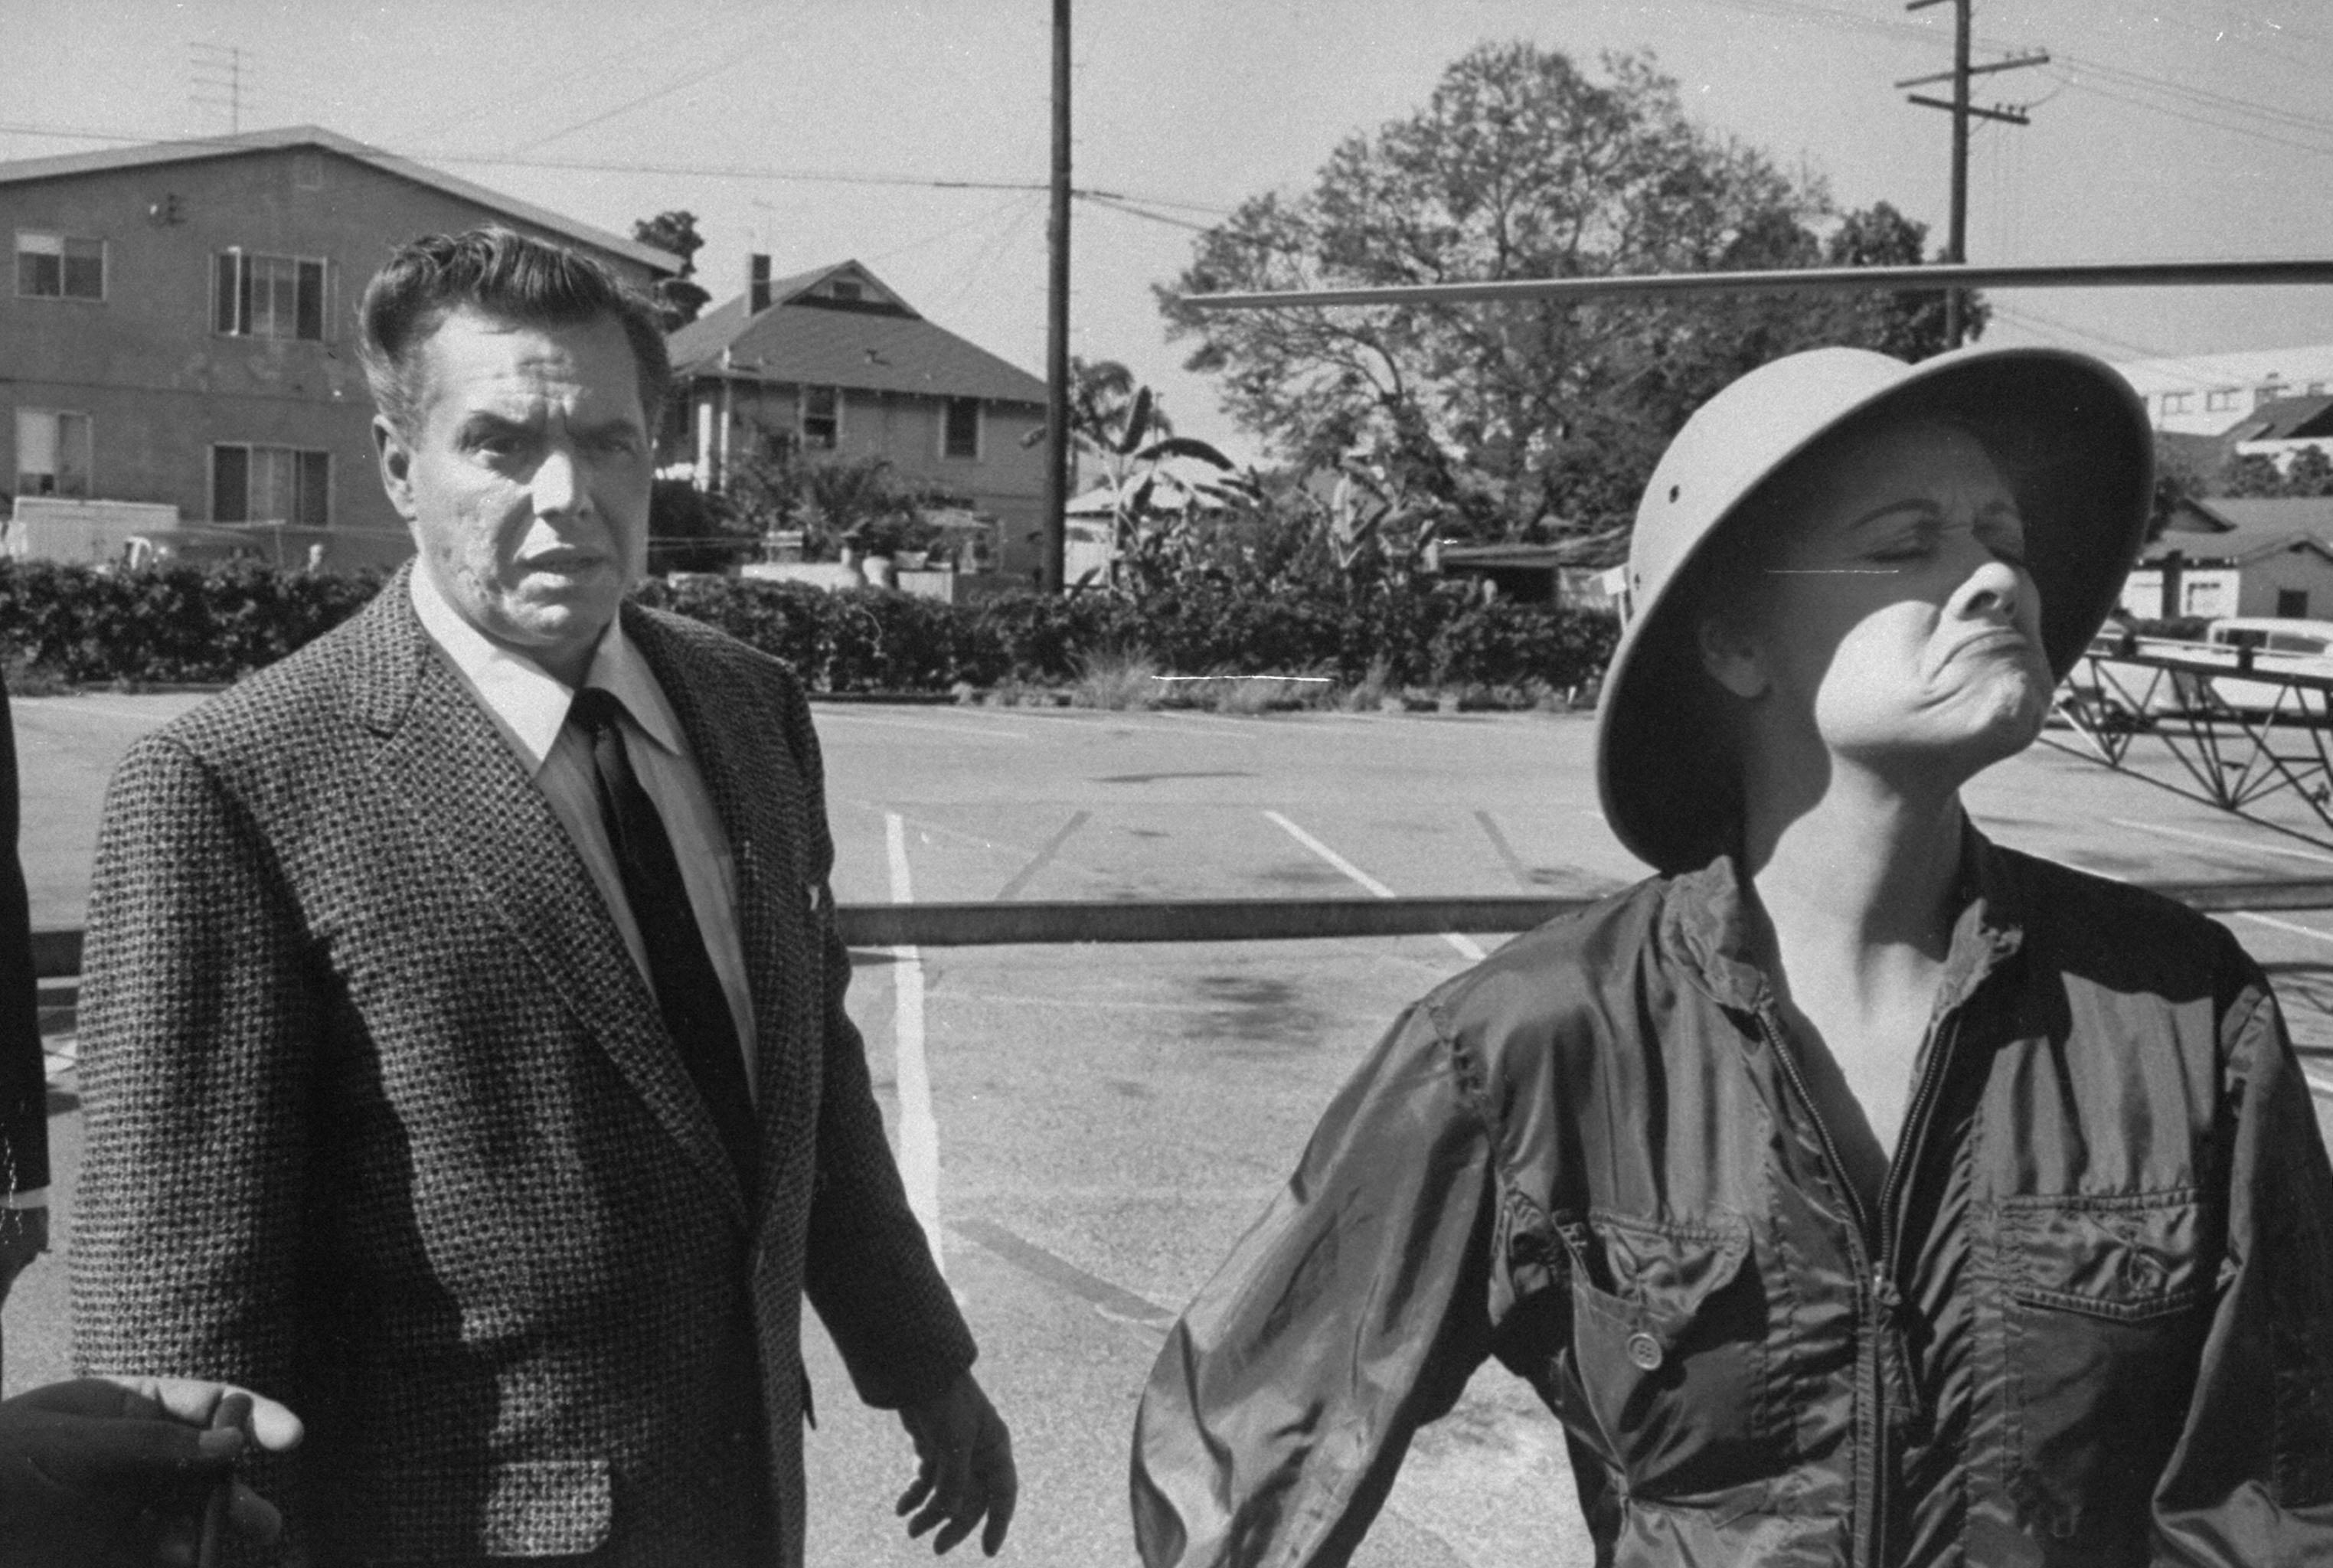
[822,710,1034,743]
[1475,809,1536,890]
[1263,810,1488,962]
[2107,817,2333,870]
[884,812,945,1274]
[2060,846,2333,951]
[995,810,1090,901]
[949,1217,1175,1328]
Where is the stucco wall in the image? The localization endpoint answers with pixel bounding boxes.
[3,143,660,566]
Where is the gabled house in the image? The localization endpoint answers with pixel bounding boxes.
[2123,497,2333,621]
[665,259,1050,580]
[2224,395,2333,472]
[2,125,675,568]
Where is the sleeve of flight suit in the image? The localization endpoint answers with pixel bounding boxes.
[1129,1000,1502,1568]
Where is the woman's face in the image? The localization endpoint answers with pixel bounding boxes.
[1710,417,2053,782]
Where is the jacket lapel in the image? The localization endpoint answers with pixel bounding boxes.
[352,579,751,1222]
[626,609,820,1219]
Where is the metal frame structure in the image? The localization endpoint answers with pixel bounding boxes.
[1181,257,2333,312]
[2050,640,2333,851]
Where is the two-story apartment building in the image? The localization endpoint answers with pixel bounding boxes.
[2,125,675,568]
[666,259,1050,579]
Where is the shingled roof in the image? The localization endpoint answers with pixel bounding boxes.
[667,260,1047,406]
[0,125,678,274]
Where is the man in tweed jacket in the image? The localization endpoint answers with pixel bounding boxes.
[70,229,1015,1565]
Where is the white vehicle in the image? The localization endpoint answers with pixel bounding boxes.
[2201,616,2333,720]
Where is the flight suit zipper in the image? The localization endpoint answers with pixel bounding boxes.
[1755,998,1962,1568]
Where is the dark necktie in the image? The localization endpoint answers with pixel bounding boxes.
[568,687,759,1193]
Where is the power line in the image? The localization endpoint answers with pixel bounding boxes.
[502,21,795,157]
[0,119,1231,216]
[2048,70,2333,158]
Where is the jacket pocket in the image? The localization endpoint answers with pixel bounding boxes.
[1998,1189,2217,1559]
[1551,1211,1773,1501]
[357,1457,614,1562]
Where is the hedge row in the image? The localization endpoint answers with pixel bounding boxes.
[0,559,1621,694]
[0,560,384,684]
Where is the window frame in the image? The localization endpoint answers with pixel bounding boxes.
[210,442,332,526]
[800,384,841,450]
[211,249,330,342]
[941,396,982,460]
[13,407,94,497]
[15,230,106,302]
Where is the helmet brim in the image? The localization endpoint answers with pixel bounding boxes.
[1595,345,2153,874]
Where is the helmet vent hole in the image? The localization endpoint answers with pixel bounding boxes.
[1668,485,1681,503]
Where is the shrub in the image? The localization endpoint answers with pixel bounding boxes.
[0,557,1622,698]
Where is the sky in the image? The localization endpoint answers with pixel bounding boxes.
[6,0,2331,468]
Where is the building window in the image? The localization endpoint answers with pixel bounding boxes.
[2160,391,2193,415]
[801,385,839,449]
[2205,387,2242,413]
[14,409,93,496]
[2279,589,2312,618]
[829,279,863,302]
[943,397,981,459]
[15,232,104,299]
[212,444,329,524]
[214,250,326,341]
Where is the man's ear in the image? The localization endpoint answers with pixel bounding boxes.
[1697,611,1770,701]
[373,415,417,522]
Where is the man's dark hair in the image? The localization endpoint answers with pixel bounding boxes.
[357,227,672,439]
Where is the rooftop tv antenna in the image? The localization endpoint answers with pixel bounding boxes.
[190,42,253,136]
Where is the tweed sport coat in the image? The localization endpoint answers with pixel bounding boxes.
[71,571,975,1566]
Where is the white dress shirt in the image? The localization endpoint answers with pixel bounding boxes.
[409,567,758,1097]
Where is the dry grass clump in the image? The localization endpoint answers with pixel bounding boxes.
[1068,649,1163,710]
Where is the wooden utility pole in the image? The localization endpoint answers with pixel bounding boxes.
[1900,0,2045,348]
[1041,0,1072,593]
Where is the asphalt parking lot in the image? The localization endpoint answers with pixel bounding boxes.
[12,694,2333,1566]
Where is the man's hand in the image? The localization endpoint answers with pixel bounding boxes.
[894,1372,1016,1557]
[0,1377,303,1567]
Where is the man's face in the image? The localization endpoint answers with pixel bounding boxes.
[375,307,652,681]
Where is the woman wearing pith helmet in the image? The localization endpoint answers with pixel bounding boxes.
[1131,344,2333,1566]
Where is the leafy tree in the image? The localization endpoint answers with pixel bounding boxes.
[634,210,713,331]
[1820,201,1982,362]
[723,450,971,560]
[1157,42,1975,548]
[1057,357,1250,596]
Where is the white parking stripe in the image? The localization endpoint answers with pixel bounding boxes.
[2106,817,2333,870]
[2058,847,2333,949]
[820,709,1033,742]
[1262,809,1488,962]
[884,812,946,1274]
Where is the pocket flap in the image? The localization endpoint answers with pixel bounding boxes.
[1573,1213,1751,1349]
[2002,1191,2213,1321]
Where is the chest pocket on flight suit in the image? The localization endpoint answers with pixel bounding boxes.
[1547,1211,1775,1503]
[1998,1188,2217,1559]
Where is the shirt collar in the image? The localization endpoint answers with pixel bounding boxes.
[1660,818,2024,1013]
[407,565,685,775]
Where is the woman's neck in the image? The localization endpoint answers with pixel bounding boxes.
[1743,763,1967,974]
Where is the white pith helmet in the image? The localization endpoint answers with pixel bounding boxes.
[1594,343,2153,874]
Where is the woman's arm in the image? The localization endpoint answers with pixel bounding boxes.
[2152,978,2333,1560]
[1129,1001,1501,1568]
